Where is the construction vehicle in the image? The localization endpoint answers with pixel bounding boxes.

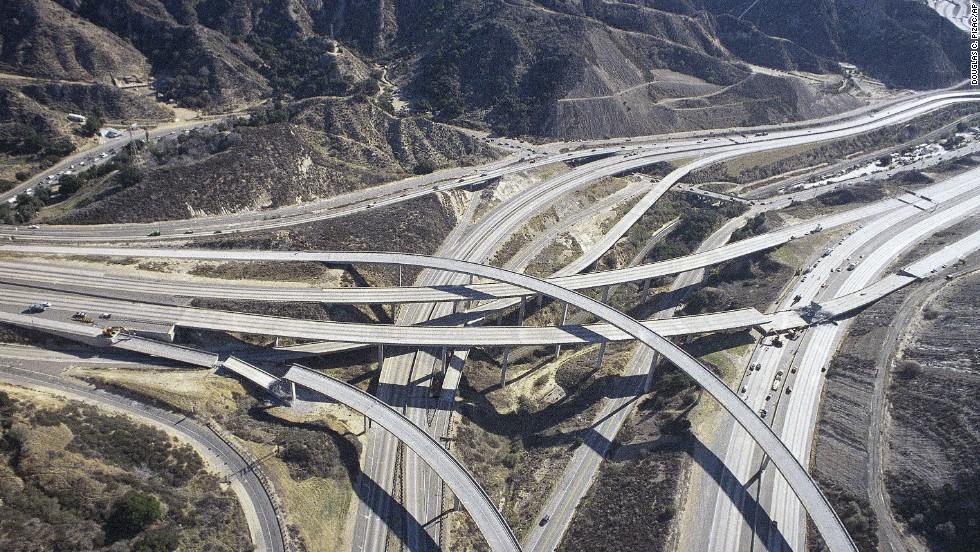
[71,311,93,324]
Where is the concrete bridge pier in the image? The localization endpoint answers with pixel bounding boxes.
[555,303,569,358]
[500,347,511,387]
[595,341,607,371]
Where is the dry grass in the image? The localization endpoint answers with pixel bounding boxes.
[67,367,246,417]
[238,438,355,552]
[67,368,361,552]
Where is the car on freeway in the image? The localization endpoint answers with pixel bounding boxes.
[539,515,550,527]
[99,313,112,319]
[759,409,768,418]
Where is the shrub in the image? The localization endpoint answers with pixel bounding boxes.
[105,492,162,542]
[895,359,923,379]
[132,527,180,552]
[922,306,941,320]
[80,115,103,137]
[117,165,143,188]
[413,159,438,175]
[58,174,85,195]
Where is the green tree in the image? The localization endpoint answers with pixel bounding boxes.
[117,165,143,188]
[412,159,438,175]
[58,174,84,195]
[132,528,180,552]
[81,115,103,137]
[105,492,162,542]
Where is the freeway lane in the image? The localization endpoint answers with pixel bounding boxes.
[2,247,864,550]
[3,167,971,303]
[284,365,524,552]
[351,141,697,551]
[695,172,980,552]
[761,190,980,552]
[523,204,758,552]
[0,364,284,552]
[0,117,236,204]
[4,91,978,243]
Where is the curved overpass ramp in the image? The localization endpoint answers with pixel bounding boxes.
[284,365,522,552]
[11,247,859,552]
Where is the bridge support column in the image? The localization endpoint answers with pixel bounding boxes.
[500,348,511,387]
[377,344,384,368]
[467,275,475,310]
[440,347,448,374]
[642,278,651,298]
[555,303,569,358]
[643,355,659,393]
[398,265,403,287]
[536,293,543,308]
[290,381,297,402]
[517,296,527,326]
[595,341,607,371]
[601,285,612,304]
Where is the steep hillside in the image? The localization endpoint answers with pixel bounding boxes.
[701,0,968,90]
[2,0,968,139]
[48,97,499,224]
[0,0,151,82]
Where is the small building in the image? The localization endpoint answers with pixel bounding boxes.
[67,113,87,124]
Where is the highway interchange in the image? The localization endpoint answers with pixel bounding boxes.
[1,86,979,552]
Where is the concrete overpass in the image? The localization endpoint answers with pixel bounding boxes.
[1,170,972,307]
[0,247,859,551]
[0,285,770,347]
[284,365,522,552]
[3,91,978,244]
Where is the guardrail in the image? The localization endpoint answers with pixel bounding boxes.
[207,422,292,552]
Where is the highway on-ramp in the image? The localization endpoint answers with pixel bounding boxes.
[1,247,861,551]
[0,363,284,552]
[690,167,980,552]
[4,90,978,244]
